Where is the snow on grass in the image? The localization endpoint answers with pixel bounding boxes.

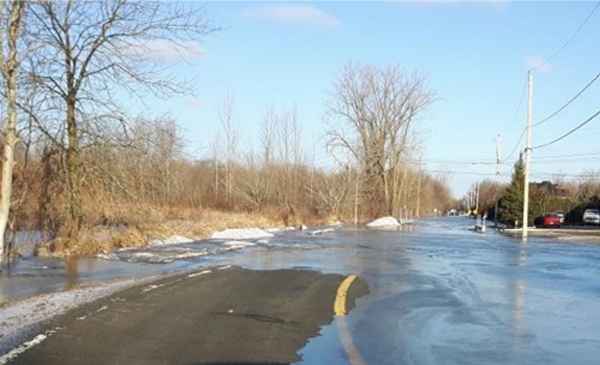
[284,226,296,231]
[307,228,335,235]
[366,216,400,228]
[264,228,280,233]
[149,235,194,246]
[211,228,274,240]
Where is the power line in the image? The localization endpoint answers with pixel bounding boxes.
[425,169,511,177]
[529,1,600,71]
[532,157,600,164]
[502,79,527,133]
[534,150,600,160]
[533,108,600,150]
[501,127,526,164]
[532,70,600,127]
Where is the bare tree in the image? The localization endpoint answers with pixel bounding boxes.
[27,0,217,241]
[218,91,238,203]
[235,149,271,211]
[0,0,26,266]
[310,166,353,219]
[326,62,436,216]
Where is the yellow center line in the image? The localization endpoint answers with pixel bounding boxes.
[334,275,357,316]
[333,274,365,365]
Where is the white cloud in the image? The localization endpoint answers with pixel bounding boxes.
[242,4,341,29]
[525,56,552,73]
[184,96,203,109]
[120,39,206,63]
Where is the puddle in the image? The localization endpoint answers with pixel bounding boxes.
[0,228,346,304]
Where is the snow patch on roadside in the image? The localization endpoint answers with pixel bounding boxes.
[187,270,212,278]
[76,305,108,321]
[0,327,60,365]
[0,276,162,356]
[307,228,335,235]
[366,216,400,228]
[211,228,274,240]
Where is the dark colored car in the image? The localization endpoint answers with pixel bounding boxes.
[542,212,561,228]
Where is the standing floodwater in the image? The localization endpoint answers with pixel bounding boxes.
[3,218,600,364]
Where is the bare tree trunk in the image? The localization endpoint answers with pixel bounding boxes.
[0,127,16,264]
[65,91,82,239]
[0,0,26,267]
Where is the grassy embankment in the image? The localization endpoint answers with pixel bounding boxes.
[41,207,339,257]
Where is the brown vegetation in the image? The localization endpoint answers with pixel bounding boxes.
[0,2,456,262]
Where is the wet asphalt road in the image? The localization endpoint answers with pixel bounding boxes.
[7,267,368,365]
[4,217,600,364]
[227,218,600,365]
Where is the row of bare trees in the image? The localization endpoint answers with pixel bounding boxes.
[0,0,217,262]
[0,1,455,265]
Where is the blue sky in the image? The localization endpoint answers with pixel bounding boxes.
[132,1,600,198]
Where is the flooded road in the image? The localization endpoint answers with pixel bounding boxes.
[3,217,600,364]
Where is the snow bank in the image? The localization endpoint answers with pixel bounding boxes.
[366,216,400,228]
[211,228,274,240]
[264,228,280,233]
[284,226,296,231]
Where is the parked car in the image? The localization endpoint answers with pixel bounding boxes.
[554,211,565,224]
[542,212,561,228]
[583,209,600,226]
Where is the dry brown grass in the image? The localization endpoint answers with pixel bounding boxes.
[42,208,285,257]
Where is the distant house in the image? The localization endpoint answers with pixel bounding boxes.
[532,181,567,197]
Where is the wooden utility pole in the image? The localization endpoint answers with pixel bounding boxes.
[494,134,501,227]
[475,182,480,215]
[522,71,533,240]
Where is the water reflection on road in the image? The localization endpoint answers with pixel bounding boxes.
[3,218,600,364]
[289,219,600,365]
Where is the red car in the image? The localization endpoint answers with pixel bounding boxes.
[542,213,561,228]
